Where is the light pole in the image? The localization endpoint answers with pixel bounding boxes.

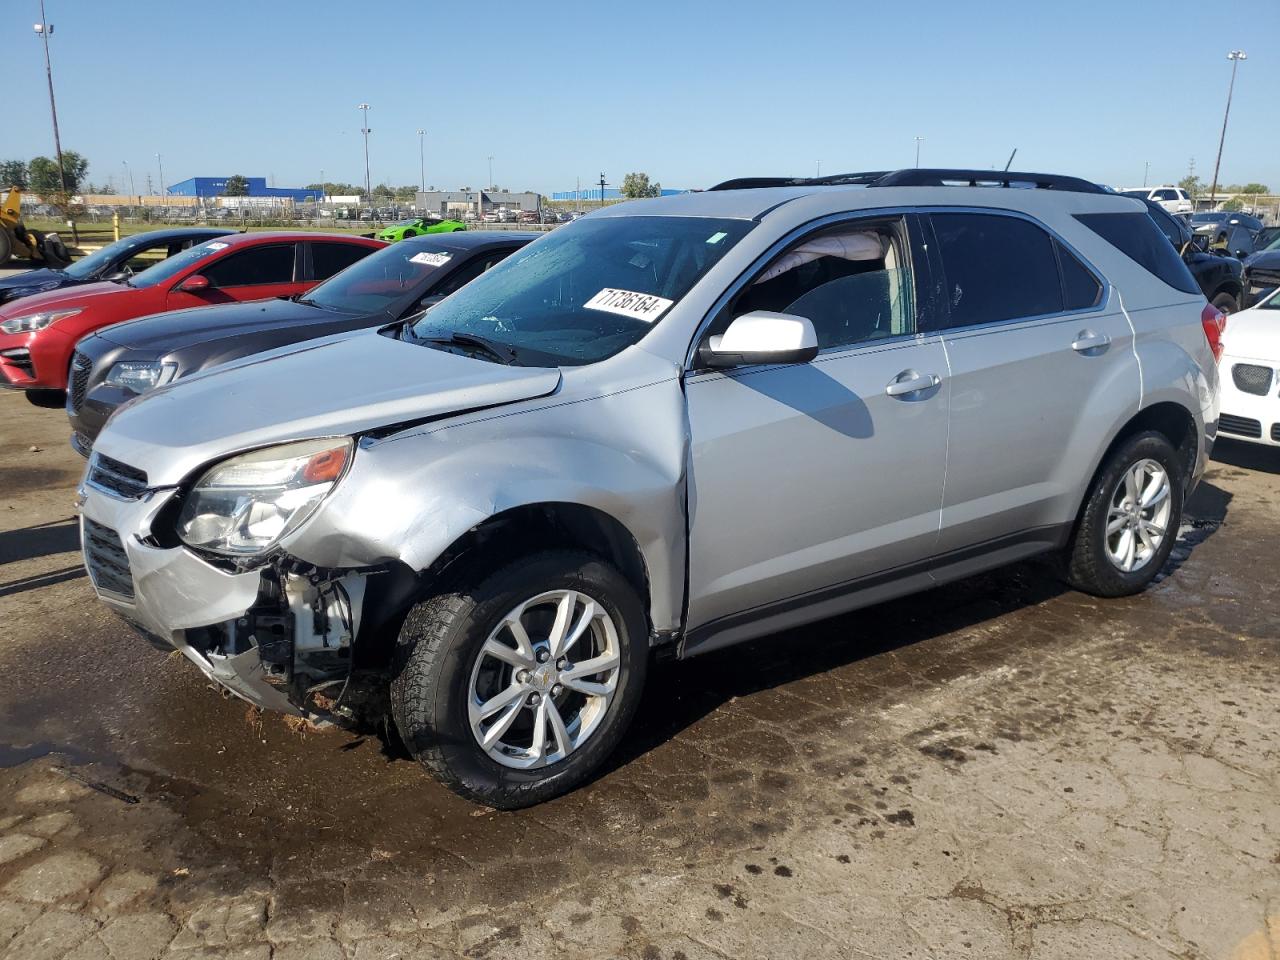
[1208,50,1246,207]
[156,153,165,198]
[122,161,135,198]
[815,160,822,178]
[488,155,494,191]
[417,129,426,193]
[1143,161,1150,188]
[914,137,924,168]
[357,102,372,201]
[33,3,68,200]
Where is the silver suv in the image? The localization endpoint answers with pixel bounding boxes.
[78,169,1221,808]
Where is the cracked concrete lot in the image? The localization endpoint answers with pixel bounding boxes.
[1,388,1277,960]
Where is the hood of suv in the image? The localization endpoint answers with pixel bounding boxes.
[93,328,562,487]
[94,298,333,354]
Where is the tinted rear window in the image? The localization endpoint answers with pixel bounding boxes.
[1074,213,1200,295]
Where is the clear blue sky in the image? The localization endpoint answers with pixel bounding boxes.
[8,0,1279,194]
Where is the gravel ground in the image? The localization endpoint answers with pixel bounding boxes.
[0,387,1277,960]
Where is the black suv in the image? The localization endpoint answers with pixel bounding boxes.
[1143,200,1245,313]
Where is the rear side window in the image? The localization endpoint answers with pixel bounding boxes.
[1057,243,1103,310]
[311,242,372,281]
[202,244,295,287]
[930,213,1063,326]
[1074,213,1200,295]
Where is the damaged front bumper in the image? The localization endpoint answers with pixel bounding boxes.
[79,482,366,718]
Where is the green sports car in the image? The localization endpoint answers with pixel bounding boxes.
[376,217,467,241]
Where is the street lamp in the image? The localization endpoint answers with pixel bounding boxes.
[356,103,372,200]
[914,137,924,168]
[488,155,494,191]
[156,153,165,198]
[122,160,135,198]
[1143,161,1150,188]
[33,2,68,199]
[1208,50,1247,206]
[417,129,426,193]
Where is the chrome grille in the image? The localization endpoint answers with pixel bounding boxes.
[1219,414,1262,439]
[69,351,92,412]
[82,518,134,600]
[87,454,148,499]
[1231,363,1273,397]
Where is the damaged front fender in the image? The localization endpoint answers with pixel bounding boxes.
[281,353,690,634]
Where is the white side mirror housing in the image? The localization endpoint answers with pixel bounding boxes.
[703,311,819,369]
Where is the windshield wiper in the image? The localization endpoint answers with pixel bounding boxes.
[414,331,518,365]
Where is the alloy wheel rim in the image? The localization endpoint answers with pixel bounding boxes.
[1105,458,1172,573]
[467,589,621,770]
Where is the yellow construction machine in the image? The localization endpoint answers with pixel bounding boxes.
[1,187,71,267]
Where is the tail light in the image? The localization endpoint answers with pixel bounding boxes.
[1201,302,1226,363]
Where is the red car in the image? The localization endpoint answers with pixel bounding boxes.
[0,232,385,405]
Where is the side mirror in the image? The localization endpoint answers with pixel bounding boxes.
[177,274,210,293]
[103,269,130,282]
[700,310,819,369]
[418,294,445,310]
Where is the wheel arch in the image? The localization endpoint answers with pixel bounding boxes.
[1076,400,1200,529]
[420,501,653,627]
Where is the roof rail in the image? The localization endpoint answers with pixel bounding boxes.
[873,168,1106,194]
[707,168,1105,195]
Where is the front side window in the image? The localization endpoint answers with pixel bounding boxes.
[727,218,915,349]
[126,238,230,288]
[201,244,295,288]
[930,213,1063,326]
[407,216,754,366]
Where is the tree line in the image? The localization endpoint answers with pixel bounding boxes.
[1,152,106,196]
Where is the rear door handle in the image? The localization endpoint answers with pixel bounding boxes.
[1071,329,1111,353]
[885,370,941,397]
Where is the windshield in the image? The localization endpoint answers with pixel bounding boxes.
[407,215,754,366]
[1263,233,1280,252]
[128,238,231,288]
[1120,190,1149,199]
[62,236,149,279]
[303,240,458,313]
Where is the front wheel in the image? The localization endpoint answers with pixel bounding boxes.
[1064,431,1184,597]
[391,550,648,808]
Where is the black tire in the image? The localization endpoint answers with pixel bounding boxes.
[0,229,11,266]
[391,549,648,808]
[1064,430,1184,597]
[26,388,68,409]
[43,235,71,269]
[402,229,417,238]
[1211,291,1238,316]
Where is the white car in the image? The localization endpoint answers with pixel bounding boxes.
[1217,288,1280,446]
[1119,186,1194,215]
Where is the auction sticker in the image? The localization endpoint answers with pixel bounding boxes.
[410,251,452,267]
[583,288,674,323]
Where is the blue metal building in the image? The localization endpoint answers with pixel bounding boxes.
[166,177,319,201]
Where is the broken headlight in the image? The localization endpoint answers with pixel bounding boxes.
[176,438,352,556]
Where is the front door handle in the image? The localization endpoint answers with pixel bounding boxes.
[885,370,941,397]
[1071,329,1111,353]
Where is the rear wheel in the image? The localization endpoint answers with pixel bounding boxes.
[391,550,648,808]
[1064,431,1183,597]
[1211,291,1239,315]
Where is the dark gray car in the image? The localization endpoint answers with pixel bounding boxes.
[67,232,534,454]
